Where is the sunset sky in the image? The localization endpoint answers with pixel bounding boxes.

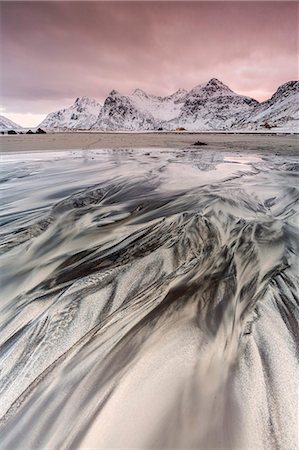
[1,1,298,127]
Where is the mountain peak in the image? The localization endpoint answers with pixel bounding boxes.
[109,89,122,97]
[132,88,148,97]
[207,78,225,86]
[205,78,231,91]
[174,88,187,95]
[75,96,87,104]
[188,78,234,98]
[168,88,188,99]
[39,96,102,130]
[271,80,299,101]
[74,96,98,106]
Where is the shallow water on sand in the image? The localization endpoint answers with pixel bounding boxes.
[0,148,298,449]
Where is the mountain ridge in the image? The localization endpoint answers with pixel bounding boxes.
[40,78,298,132]
[0,115,24,131]
[1,79,297,132]
[233,80,299,132]
[39,97,102,130]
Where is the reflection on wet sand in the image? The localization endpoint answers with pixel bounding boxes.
[0,148,298,449]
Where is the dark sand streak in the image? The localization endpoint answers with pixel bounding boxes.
[0,143,298,449]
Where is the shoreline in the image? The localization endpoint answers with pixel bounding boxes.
[0,132,298,155]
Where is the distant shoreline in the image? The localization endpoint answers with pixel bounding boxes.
[0,131,298,155]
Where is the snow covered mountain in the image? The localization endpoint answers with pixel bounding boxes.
[233,81,299,132]
[37,79,298,132]
[92,79,259,131]
[129,88,188,122]
[92,90,156,131]
[165,78,259,131]
[39,97,102,129]
[92,88,188,130]
[0,115,23,131]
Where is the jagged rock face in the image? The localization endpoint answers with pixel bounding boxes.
[270,81,299,101]
[93,80,260,131]
[92,90,156,130]
[166,79,259,131]
[233,81,299,132]
[0,115,23,131]
[37,79,298,132]
[129,88,188,122]
[39,97,102,130]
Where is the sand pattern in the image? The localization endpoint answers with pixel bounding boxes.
[0,147,298,449]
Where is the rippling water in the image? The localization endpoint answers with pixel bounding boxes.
[0,148,298,449]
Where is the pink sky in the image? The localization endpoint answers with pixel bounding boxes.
[1,1,298,126]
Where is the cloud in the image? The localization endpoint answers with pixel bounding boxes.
[1,1,298,121]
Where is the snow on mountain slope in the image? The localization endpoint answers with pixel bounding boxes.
[164,78,259,131]
[39,97,102,129]
[93,80,259,131]
[0,115,23,131]
[233,81,299,132]
[36,78,298,132]
[129,88,188,122]
[92,90,156,130]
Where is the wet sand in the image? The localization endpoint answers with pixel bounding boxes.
[0,131,298,155]
[0,141,298,449]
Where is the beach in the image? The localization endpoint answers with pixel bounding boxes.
[1,131,298,155]
[0,135,298,449]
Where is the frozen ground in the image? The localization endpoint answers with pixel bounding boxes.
[0,146,298,449]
